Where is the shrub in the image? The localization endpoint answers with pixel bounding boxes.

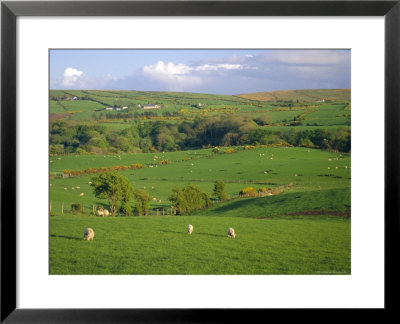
[239,187,258,197]
[134,189,151,216]
[214,180,228,201]
[224,148,235,154]
[157,160,168,165]
[71,203,82,214]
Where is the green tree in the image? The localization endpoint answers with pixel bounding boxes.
[169,185,211,215]
[90,172,134,216]
[134,189,151,216]
[214,180,228,202]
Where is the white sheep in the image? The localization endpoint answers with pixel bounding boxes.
[227,228,236,238]
[187,224,193,234]
[84,228,94,241]
[97,210,104,217]
[76,186,80,189]
[80,193,84,196]
[103,209,109,217]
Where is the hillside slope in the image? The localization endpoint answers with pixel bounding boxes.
[237,89,351,102]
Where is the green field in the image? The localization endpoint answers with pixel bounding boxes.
[50,146,351,275]
[49,89,351,130]
[50,213,350,275]
[49,89,351,275]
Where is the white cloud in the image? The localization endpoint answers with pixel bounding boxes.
[61,67,85,87]
[141,61,202,91]
[195,63,243,71]
[260,50,350,66]
[140,61,248,91]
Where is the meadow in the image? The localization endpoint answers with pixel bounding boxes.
[49,89,351,132]
[50,213,350,275]
[50,146,351,275]
[49,89,351,275]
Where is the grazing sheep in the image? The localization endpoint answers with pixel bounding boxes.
[88,181,92,185]
[80,193,84,196]
[97,210,104,217]
[103,209,109,217]
[76,186,80,189]
[64,188,67,190]
[187,224,193,234]
[227,228,236,238]
[71,187,75,190]
[84,228,94,241]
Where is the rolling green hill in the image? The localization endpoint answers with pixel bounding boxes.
[237,89,351,102]
[49,89,351,275]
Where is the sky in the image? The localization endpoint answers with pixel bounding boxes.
[50,49,351,95]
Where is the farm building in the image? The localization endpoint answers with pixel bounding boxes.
[105,106,128,111]
[143,104,160,110]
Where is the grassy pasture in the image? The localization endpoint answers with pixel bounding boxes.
[50,213,350,275]
[237,89,351,102]
[49,89,350,126]
[49,146,350,275]
[50,147,351,213]
[49,89,351,275]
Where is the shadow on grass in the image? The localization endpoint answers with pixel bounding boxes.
[201,188,351,216]
[50,234,82,241]
[159,230,225,238]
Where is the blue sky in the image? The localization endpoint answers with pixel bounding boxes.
[50,49,350,95]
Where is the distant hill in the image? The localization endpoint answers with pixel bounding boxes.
[236,89,350,102]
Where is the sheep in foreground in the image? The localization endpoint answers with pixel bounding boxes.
[103,209,109,217]
[227,228,236,238]
[97,210,104,217]
[84,228,94,241]
[187,224,193,234]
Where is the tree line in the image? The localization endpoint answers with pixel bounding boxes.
[50,114,350,155]
[89,172,229,216]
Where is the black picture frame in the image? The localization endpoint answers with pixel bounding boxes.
[1,0,399,322]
